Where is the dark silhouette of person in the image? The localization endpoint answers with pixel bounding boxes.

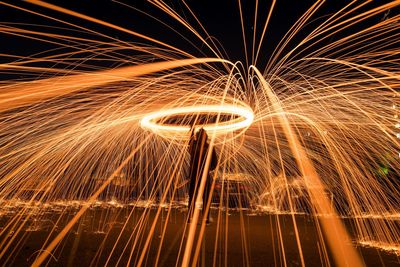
[188,127,218,223]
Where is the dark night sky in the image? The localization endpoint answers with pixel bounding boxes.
[0,0,397,70]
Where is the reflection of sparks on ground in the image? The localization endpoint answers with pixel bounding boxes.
[358,240,400,256]
[0,1,399,267]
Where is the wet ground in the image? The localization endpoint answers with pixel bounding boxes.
[1,205,399,266]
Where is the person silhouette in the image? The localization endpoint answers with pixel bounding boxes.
[188,127,218,223]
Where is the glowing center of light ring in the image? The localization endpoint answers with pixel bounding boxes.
[140,105,254,134]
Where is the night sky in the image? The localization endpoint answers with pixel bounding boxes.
[1,0,397,70]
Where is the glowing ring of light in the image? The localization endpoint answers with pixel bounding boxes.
[140,104,254,137]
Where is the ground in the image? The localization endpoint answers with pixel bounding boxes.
[1,205,399,266]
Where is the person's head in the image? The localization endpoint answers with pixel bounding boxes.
[196,128,208,142]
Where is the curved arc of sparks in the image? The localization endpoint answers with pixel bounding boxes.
[250,65,364,267]
[267,1,399,77]
[264,0,325,74]
[112,0,221,61]
[148,0,226,62]
[298,56,400,144]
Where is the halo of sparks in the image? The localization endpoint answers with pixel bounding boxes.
[140,104,254,139]
[0,1,399,266]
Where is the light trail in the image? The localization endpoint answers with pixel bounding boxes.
[140,104,254,139]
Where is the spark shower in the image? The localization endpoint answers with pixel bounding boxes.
[0,0,399,266]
